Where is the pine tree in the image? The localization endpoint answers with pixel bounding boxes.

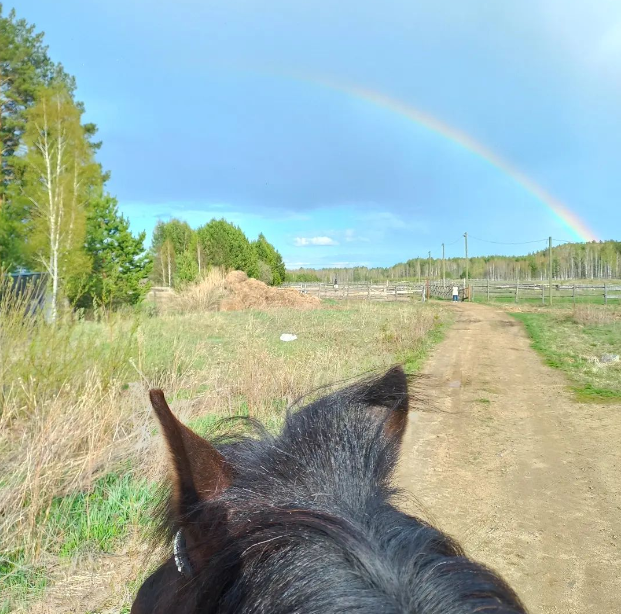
[0,6,53,268]
[197,219,259,278]
[68,193,151,308]
[252,233,285,285]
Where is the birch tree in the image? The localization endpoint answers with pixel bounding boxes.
[22,85,97,320]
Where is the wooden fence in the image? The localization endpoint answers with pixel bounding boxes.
[290,281,426,301]
[285,281,469,302]
[468,280,621,304]
[285,280,621,305]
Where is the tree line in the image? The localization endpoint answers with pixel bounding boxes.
[0,6,150,318]
[151,218,285,288]
[0,6,285,318]
[286,240,621,283]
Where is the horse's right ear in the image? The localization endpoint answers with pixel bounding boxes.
[149,389,232,520]
[349,365,411,443]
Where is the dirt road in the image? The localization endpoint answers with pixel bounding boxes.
[397,302,621,613]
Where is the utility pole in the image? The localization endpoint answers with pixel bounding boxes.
[442,243,446,288]
[464,232,469,288]
[549,236,553,305]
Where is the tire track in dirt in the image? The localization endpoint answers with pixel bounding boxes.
[397,303,621,614]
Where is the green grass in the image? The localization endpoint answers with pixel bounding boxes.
[472,293,619,306]
[0,553,48,612]
[511,310,621,401]
[393,313,448,374]
[43,473,157,557]
[1,473,157,611]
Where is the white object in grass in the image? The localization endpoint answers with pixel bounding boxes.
[280,334,298,342]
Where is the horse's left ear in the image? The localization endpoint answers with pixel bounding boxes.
[149,389,232,520]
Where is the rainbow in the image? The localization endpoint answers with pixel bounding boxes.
[294,74,598,242]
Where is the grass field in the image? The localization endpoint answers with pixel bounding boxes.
[0,299,449,612]
[469,280,621,306]
[510,304,621,401]
[474,295,620,306]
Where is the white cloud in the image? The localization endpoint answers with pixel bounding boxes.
[358,211,430,234]
[343,228,370,243]
[294,236,339,246]
[327,261,371,267]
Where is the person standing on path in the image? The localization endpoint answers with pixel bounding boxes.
[452,285,459,302]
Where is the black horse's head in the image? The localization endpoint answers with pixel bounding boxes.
[132,366,526,614]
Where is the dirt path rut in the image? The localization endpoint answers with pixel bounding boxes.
[397,303,620,614]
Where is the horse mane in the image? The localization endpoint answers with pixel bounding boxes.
[141,369,526,614]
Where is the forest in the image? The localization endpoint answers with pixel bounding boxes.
[285,240,621,283]
[150,218,286,288]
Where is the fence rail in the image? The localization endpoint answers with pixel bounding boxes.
[284,280,621,304]
[285,281,470,302]
[289,282,425,301]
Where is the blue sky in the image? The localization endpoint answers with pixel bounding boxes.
[12,0,621,267]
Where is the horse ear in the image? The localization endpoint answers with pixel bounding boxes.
[355,365,410,441]
[149,389,232,519]
[356,365,409,410]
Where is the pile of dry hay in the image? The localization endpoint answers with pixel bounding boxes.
[220,271,321,311]
[168,270,321,313]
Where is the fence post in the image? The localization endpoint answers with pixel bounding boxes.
[573,285,576,306]
[487,278,490,302]
[515,279,519,303]
[395,284,398,300]
[541,284,545,305]
[471,284,474,302]
[605,283,608,305]
[367,283,370,301]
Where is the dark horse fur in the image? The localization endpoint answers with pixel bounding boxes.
[132,366,527,613]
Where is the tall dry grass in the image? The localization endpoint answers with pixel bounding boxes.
[138,301,443,420]
[572,304,620,326]
[169,267,227,313]
[0,285,150,561]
